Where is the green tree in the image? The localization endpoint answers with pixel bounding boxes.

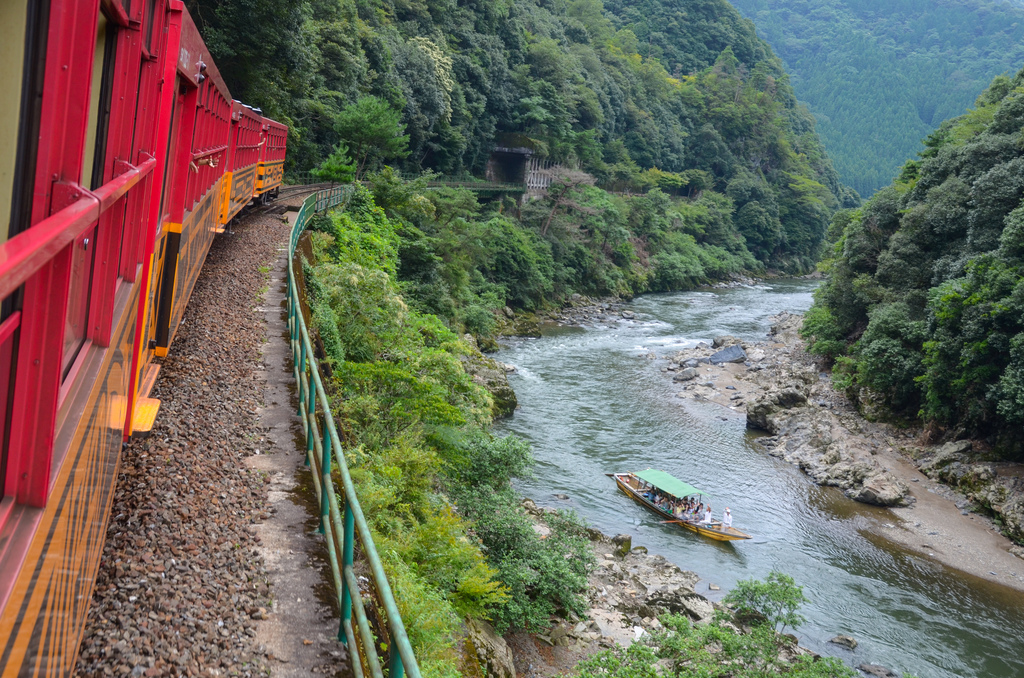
[724,570,808,635]
[337,96,411,180]
[311,141,356,185]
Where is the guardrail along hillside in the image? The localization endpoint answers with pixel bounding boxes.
[287,186,421,678]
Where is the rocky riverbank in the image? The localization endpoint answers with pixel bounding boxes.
[659,311,1024,589]
[473,499,820,678]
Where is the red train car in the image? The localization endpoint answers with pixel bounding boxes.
[0,1,285,674]
[220,101,264,228]
[256,116,288,202]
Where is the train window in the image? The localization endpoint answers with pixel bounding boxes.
[81,13,116,189]
[1,0,35,245]
[64,10,114,376]
[144,0,156,54]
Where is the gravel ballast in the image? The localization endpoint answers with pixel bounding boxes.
[76,202,337,677]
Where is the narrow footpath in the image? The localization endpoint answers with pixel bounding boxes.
[76,199,346,677]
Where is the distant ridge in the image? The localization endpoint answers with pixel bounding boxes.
[728,0,1024,196]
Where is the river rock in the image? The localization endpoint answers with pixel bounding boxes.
[848,471,910,506]
[746,387,808,432]
[521,498,541,515]
[466,619,516,678]
[621,310,635,320]
[673,368,699,382]
[919,440,973,475]
[829,634,857,649]
[712,335,741,348]
[461,349,518,417]
[857,664,898,678]
[612,534,632,557]
[645,586,714,622]
[709,344,747,364]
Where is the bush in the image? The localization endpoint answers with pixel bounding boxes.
[452,485,595,633]
[723,570,808,634]
[574,613,856,678]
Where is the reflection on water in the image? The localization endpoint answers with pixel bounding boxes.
[494,280,1024,678]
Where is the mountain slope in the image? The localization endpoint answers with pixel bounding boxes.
[188,0,854,269]
[803,68,1024,455]
[727,0,1024,196]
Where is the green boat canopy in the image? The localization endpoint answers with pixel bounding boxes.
[635,469,710,499]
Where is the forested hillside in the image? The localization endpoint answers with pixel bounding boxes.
[803,68,1024,456]
[728,0,1024,197]
[187,0,855,277]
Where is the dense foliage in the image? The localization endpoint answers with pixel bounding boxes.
[803,68,1024,457]
[187,0,854,271]
[729,0,1024,197]
[301,189,596,676]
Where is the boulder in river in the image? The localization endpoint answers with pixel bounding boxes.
[829,634,857,649]
[857,664,898,678]
[709,344,747,364]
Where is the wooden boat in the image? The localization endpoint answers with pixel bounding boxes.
[608,470,752,541]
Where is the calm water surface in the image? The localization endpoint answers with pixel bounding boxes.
[493,280,1024,678]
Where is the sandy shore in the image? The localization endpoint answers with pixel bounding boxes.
[660,324,1024,594]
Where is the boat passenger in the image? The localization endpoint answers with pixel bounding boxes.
[722,507,732,528]
[701,505,713,524]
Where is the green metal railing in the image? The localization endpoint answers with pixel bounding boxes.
[286,185,421,678]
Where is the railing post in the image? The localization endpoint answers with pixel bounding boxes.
[320,432,331,534]
[341,497,355,626]
[389,649,406,678]
[297,341,306,416]
[306,386,317,456]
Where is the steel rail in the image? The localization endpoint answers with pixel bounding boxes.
[286,186,422,678]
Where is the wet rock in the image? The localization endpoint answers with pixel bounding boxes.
[621,310,636,320]
[829,634,858,649]
[709,344,747,364]
[712,335,741,349]
[858,664,898,677]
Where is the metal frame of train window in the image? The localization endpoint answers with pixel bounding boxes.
[0,0,50,513]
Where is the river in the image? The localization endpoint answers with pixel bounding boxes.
[493,280,1024,678]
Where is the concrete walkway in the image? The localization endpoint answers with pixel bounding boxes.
[248,207,349,677]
